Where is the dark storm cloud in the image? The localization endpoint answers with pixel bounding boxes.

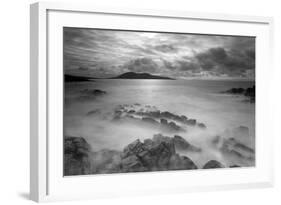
[64,27,255,79]
[124,58,159,73]
[195,46,255,77]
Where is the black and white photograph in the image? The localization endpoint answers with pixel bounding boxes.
[63,27,255,176]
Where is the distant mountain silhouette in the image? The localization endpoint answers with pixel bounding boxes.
[64,74,95,82]
[111,72,174,80]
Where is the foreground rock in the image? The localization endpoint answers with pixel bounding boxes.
[203,160,224,169]
[64,134,199,175]
[64,136,93,175]
[121,136,198,172]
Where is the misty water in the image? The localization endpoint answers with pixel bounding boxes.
[64,79,255,168]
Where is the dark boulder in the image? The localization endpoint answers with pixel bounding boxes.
[160,118,168,125]
[168,154,197,170]
[120,135,198,171]
[64,136,92,176]
[230,165,240,168]
[180,115,188,121]
[203,160,224,169]
[160,111,176,119]
[185,119,196,126]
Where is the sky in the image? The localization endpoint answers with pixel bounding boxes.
[64,27,255,80]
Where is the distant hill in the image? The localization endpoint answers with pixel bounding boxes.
[111,72,174,80]
[64,74,95,82]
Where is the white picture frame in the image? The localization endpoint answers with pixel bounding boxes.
[30,1,274,202]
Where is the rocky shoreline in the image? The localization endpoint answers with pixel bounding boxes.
[64,93,254,175]
[222,86,255,103]
[64,130,252,175]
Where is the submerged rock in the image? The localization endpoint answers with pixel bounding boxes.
[81,89,107,96]
[212,130,255,161]
[112,104,207,132]
[86,109,101,116]
[203,160,224,169]
[197,123,206,129]
[185,119,196,126]
[141,117,159,125]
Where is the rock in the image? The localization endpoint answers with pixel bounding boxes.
[86,109,101,116]
[222,86,255,102]
[180,115,188,121]
[220,137,254,160]
[168,121,181,131]
[229,165,240,168]
[168,154,197,170]
[64,136,92,176]
[173,135,201,152]
[122,139,145,158]
[225,87,245,94]
[81,89,106,96]
[149,111,161,118]
[197,123,206,129]
[120,134,198,171]
[141,117,159,125]
[212,136,255,160]
[203,160,224,169]
[121,137,175,171]
[173,115,185,122]
[153,133,173,145]
[121,155,147,172]
[128,110,135,114]
[160,111,175,119]
[160,118,168,125]
[232,126,250,138]
[64,134,199,174]
[185,119,196,126]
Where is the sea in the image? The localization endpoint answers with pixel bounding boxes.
[64,79,255,168]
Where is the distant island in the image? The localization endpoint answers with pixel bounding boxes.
[65,72,174,82]
[110,72,174,80]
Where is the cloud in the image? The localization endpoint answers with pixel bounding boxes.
[64,27,255,79]
[195,47,255,77]
[154,44,178,53]
[123,57,159,73]
[163,59,200,72]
